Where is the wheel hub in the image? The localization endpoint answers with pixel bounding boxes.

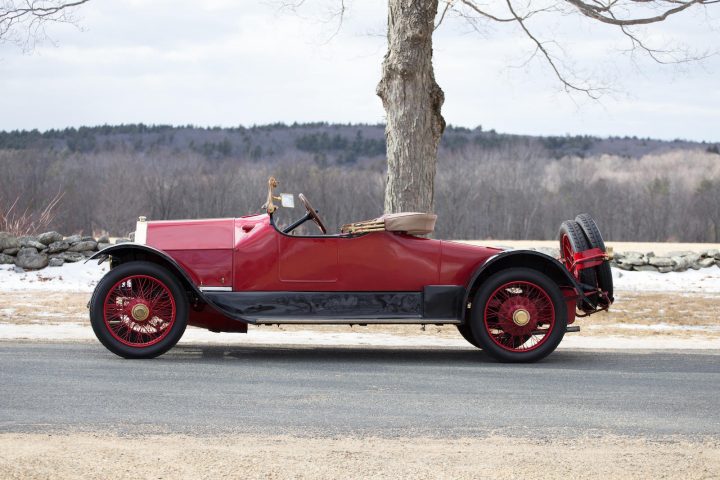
[497,297,539,336]
[131,303,150,322]
[512,308,530,326]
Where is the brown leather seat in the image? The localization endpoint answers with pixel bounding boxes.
[380,212,437,235]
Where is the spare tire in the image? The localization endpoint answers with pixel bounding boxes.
[558,220,598,311]
[575,213,614,306]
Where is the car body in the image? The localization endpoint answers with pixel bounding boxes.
[88,178,613,361]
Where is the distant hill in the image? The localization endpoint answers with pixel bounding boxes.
[1,123,716,165]
[2,122,718,241]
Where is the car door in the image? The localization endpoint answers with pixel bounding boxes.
[277,234,339,285]
[337,232,440,291]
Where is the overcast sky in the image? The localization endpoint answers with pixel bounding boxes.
[1,0,718,141]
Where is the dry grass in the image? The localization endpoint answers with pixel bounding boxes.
[0,192,63,237]
[0,293,89,325]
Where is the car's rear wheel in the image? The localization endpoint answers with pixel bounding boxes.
[90,261,188,359]
[470,268,567,363]
[456,323,481,349]
[559,219,597,311]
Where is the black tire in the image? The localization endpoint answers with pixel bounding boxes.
[558,220,598,311]
[89,261,188,359]
[470,268,567,363]
[456,323,481,349]
[575,213,614,305]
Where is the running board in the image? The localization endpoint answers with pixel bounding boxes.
[204,290,465,325]
[252,317,462,325]
[566,326,580,333]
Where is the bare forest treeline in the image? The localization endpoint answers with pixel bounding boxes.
[0,123,719,241]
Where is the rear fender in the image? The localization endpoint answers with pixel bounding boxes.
[463,250,581,324]
[87,244,251,324]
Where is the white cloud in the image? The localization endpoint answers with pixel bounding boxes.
[0,0,717,141]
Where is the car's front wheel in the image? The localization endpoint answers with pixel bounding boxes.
[89,261,188,359]
[470,268,567,363]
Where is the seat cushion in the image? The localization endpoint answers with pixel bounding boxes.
[380,212,437,235]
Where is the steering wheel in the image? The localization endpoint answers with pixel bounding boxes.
[298,193,327,234]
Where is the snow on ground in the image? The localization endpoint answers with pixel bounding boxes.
[612,266,720,293]
[1,261,720,294]
[2,322,719,350]
[0,262,108,293]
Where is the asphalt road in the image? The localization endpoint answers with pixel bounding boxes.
[1,342,718,437]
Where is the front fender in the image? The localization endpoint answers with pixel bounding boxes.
[87,244,252,324]
[88,243,198,286]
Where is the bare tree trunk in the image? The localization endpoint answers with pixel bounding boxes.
[377,0,445,214]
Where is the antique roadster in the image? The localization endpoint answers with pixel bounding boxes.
[88,177,613,362]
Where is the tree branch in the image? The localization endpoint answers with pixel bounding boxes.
[564,0,705,26]
[277,0,346,43]
[505,0,602,97]
[459,0,517,22]
[435,0,455,30]
[0,0,90,49]
[451,0,716,97]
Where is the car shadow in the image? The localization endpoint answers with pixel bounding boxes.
[168,342,604,368]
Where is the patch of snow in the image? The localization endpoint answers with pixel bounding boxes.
[0,323,94,341]
[0,262,108,293]
[611,267,720,293]
[1,322,719,350]
[0,323,473,348]
[589,323,720,333]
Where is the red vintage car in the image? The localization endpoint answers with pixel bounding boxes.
[88,177,613,362]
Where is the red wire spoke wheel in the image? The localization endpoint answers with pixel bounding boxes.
[560,233,575,273]
[470,268,567,362]
[90,261,188,359]
[103,275,176,347]
[483,281,554,352]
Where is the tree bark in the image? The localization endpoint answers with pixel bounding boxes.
[377,0,445,214]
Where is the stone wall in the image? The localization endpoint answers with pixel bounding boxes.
[611,250,720,273]
[518,247,719,273]
[0,231,131,270]
[2,231,720,273]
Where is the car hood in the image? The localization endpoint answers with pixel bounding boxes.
[136,217,236,251]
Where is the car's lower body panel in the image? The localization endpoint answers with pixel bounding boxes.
[203,286,465,325]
